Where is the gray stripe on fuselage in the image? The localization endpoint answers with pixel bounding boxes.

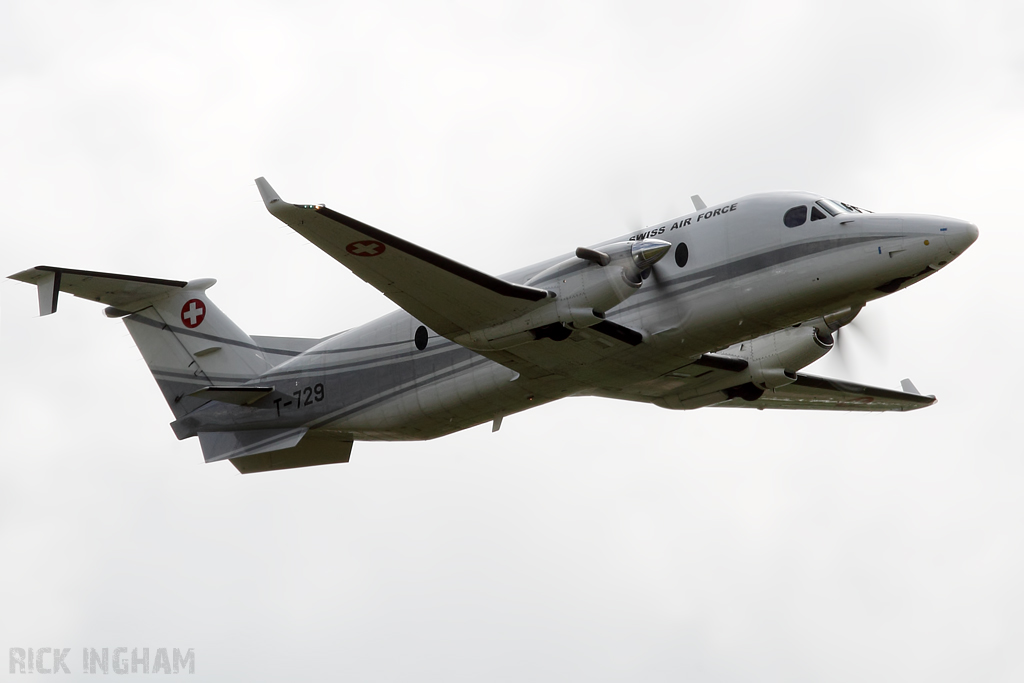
[614,233,892,314]
[669,233,888,289]
[261,340,467,381]
[141,234,896,385]
[151,339,472,386]
[124,312,304,357]
[125,310,453,359]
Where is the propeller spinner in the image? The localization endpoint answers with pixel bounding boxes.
[631,239,672,271]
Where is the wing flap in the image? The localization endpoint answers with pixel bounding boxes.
[255,178,550,338]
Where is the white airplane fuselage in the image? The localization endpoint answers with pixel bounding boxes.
[172,191,977,441]
[11,186,978,471]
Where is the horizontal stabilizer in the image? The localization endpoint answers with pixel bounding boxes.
[189,386,275,406]
[716,373,936,412]
[8,266,190,316]
[198,427,354,473]
[255,177,551,339]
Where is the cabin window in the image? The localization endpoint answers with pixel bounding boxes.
[783,206,807,227]
[811,205,828,221]
[675,242,689,268]
[414,325,428,350]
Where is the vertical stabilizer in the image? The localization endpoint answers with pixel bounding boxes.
[8,266,272,419]
[124,284,272,418]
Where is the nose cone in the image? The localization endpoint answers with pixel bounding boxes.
[947,220,979,255]
[966,222,979,245]
[631,239,672,270]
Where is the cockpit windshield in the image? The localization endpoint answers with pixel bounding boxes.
[816,198,872,216]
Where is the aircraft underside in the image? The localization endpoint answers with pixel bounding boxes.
[8,180,977,472]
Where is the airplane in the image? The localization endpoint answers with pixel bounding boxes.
[9,179,978,473]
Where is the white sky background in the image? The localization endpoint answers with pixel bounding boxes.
[1,1,1021,680]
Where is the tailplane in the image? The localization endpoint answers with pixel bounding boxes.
[9,266,272,418]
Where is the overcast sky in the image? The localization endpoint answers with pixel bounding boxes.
[1,1,1022,680]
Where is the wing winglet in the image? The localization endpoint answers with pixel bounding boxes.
[255,176,282,209]
[900,378,927,395]
[38,270,58,315]
[7,268,60,316]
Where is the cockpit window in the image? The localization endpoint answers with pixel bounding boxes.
[817,198,873,215]
[816,199,848,216]
[811,205,827,221]
[784,205,808,227]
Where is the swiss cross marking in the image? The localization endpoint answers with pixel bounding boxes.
[181,299,206,328]
[346,240,385,257]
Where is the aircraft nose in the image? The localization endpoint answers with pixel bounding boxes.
[966,222,979,244]
[947,220,979,254]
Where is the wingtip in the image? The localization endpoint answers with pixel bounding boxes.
[7,267,60,315]
[254,177,281,207]
[900,377,937,402]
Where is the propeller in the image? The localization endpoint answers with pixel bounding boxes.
[641,242,675,285]
[620,203,685,284]
[827,306,886,376]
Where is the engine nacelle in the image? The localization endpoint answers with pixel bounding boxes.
[456,239,670,350]
[722,324,834,389]
[654,321,839,410]
[526,241,648,320]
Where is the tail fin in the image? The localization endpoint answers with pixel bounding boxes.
[9,266,272,418]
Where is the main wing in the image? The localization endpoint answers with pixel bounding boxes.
[255,178,550,339]
[591,360,936,413]
[714,373,936,412]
